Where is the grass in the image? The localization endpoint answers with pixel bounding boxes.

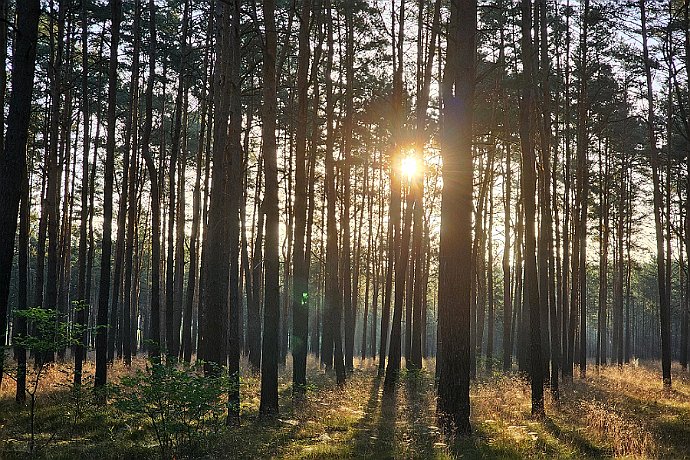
[1,356,690,459]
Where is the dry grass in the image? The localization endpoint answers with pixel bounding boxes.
[1,355,690,458]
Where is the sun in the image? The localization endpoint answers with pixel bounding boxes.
[401,155,419,181]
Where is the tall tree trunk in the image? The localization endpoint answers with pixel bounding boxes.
[306,8,323,357]
[15,157,31,401]
[572,0,589,379]
[110,67,131,363]
[682,1,690,372]
[226,0,243,424]
[519,0,544,416]
[341,0,355,373]
[75,0,90,383]
[503,143,512,371]
[292,0,313,390]
[0,0,40,393]
[96,0,122,393]
[486,176,495,370]
[323,0,345,384]
[86,36,104,345]
[45,0,67,365]
[385,176,413,387]
[248,176,264,371]
[260,0,281,417]
[122,0,142,366]
[165,0,190,359]
[615,150,625,366]
[597,143,609,367]
[436,0,475,436]
[537,0,559,396]
[142,0,160,358]
[383,0,407,390]
[183,7,213,363]
[362,157,373,360]
[641,0,671,388]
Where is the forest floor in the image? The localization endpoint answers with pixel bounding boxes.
[1,356,689,459]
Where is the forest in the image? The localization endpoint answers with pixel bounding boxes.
[1,0,690,458]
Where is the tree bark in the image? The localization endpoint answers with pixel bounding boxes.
[640,0,671,388]
[0,0,40,394]
[436,0,475,436]
[75,0,90,383]
[519,0,544,416]
[95,0,122,393]
[260,0,281,417]
[142,0,160,358]
[292,0,313,390]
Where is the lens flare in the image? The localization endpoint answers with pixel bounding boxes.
[401,156,418,181]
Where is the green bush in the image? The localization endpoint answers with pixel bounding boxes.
[113,360,232,459]
[8,307,85,454]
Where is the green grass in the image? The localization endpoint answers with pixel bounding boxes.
[1,356,689,458]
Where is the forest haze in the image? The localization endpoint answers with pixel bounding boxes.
[1,0,690,458]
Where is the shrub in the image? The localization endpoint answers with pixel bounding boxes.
[113,359,232,459]
[7,307,84,454]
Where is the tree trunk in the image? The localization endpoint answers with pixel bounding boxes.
[341,0,355,373]
[260,0,281,417]
[75,0,90,383]
[183,7,213,363]
[640,0,671,388]
[142,0,160,358]
[122,0,142,366]
[519,0,544,417]
[436,0,475,436]
[323,0,345,384]
[95,0,122,393]
[45,0,67,365]
[0,0,40,393]
[682,1,690,372]
[292,0,313,390]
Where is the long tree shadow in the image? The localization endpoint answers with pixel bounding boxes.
[352,375,410,458]
[540,416,610,458]
[350,375,399,458]
[374,385,398,457]
[402,371,438,458]
[564,377,690,458]
[351,375,383,457]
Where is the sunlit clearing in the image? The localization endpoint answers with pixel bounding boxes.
[401,155,419,181]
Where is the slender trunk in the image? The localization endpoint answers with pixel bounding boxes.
[682,1,690,372]
[45,0,67,365]
[519,0,544,416]
[641,0,671,387]
[74,0,90,383]
[96,0,122,393]
[385,178,413,387]
[15,162,31,402]
[503,141,512,371]
[486,177,495,370]
[572,0,590,379]
[323,0,345,384]
[306,7,323,357]
[122,0,142,366]
[260,0,281,416]
[362,158,373,360]
[143,0,160,358]
[292,0,313,389]
[184,9,212,362]
[339,0,355,372]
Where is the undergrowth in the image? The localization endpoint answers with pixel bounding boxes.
[1,356,689,459]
